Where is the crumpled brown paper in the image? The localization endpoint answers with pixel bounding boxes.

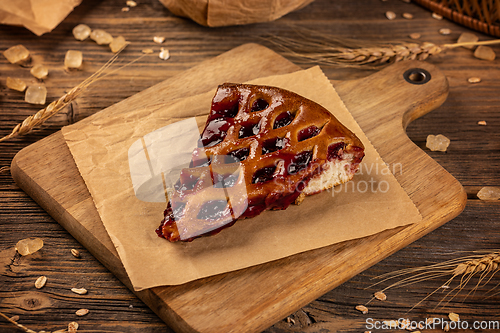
[62,66,422,290]
[159,0,315,27]
[0,0,81,36]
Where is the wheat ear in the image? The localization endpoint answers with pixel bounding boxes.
[0,47,138,143]
[367,251,500,310]
[267,35,500,68]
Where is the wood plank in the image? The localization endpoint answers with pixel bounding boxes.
[10,44,467,332]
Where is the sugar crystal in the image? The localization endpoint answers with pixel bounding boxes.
[110,36,128,53]
[426,134,450,152]
[16,237,44,256]
[153,36,165,44]
[73,24,92,41]
[477,186,500,200]
[65,50,83,69]
[3,44,30,64]
[25,84,47,105]
[159,47,170,60]
[6,77,27,92]
[30,64,49,79]
[90,29,113,45]
[457,32,478,49]
[474,46,496,61]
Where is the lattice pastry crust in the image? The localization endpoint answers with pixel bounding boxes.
[157,83,365,242]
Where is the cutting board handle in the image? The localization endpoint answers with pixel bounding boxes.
[334,60,464,223]
[335,60,449,135]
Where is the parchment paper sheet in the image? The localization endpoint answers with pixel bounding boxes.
[159,0,315,27]
[62,66,422,290]
[0,0,81,36]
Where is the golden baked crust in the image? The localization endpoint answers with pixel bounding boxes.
[157,83,364,241]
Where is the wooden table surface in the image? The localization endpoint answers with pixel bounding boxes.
[1,0,499,332]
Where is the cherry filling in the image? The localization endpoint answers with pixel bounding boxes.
[238,121,260,138]
[211,100,239,119]
[297,125,321,142]
[262,137,288,155]
[156,201,186,239]
[327,142,346,160]
[226,147,250,163]
[197,199,231,221]
[213,173,238,188]
[273,111,295,129]
[174,173,199,194]
[189,154,212,168]
[349,146,365,171]
[287,150,313,174]
[199,118,231,148]
[251,98,269,112]
[171,201,187,220]
[252,165,276,184]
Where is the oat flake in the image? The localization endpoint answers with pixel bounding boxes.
[71,249,81,258]
[71,287,88,295]
[468,77,481,83]
[68,321,79,333]
[385,11,396,20]
[383,320,398,328]
[439,28,451,35]
[35,276,47,289]
[449,312,460,322]
[355,305,369,314]
[76,309,89,316]
[374,291,387,301]
[432,12,443,20]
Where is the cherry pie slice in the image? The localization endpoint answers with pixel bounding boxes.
[157,83,365,242]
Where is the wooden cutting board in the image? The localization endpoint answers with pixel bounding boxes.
[11,44,466,333]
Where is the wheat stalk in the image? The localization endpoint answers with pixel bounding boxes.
[0,310,37,333]
[0,85,85,144]
[0,46,138,143]
[367,250,500,310]
[266,34,500,68]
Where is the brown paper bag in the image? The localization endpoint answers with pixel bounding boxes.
[159,0,315,27]
[0,0,81,36]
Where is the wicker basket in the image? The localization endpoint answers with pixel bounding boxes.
[414,0,500,37]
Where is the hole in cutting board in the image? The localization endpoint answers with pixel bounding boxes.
[404,68,431,85]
